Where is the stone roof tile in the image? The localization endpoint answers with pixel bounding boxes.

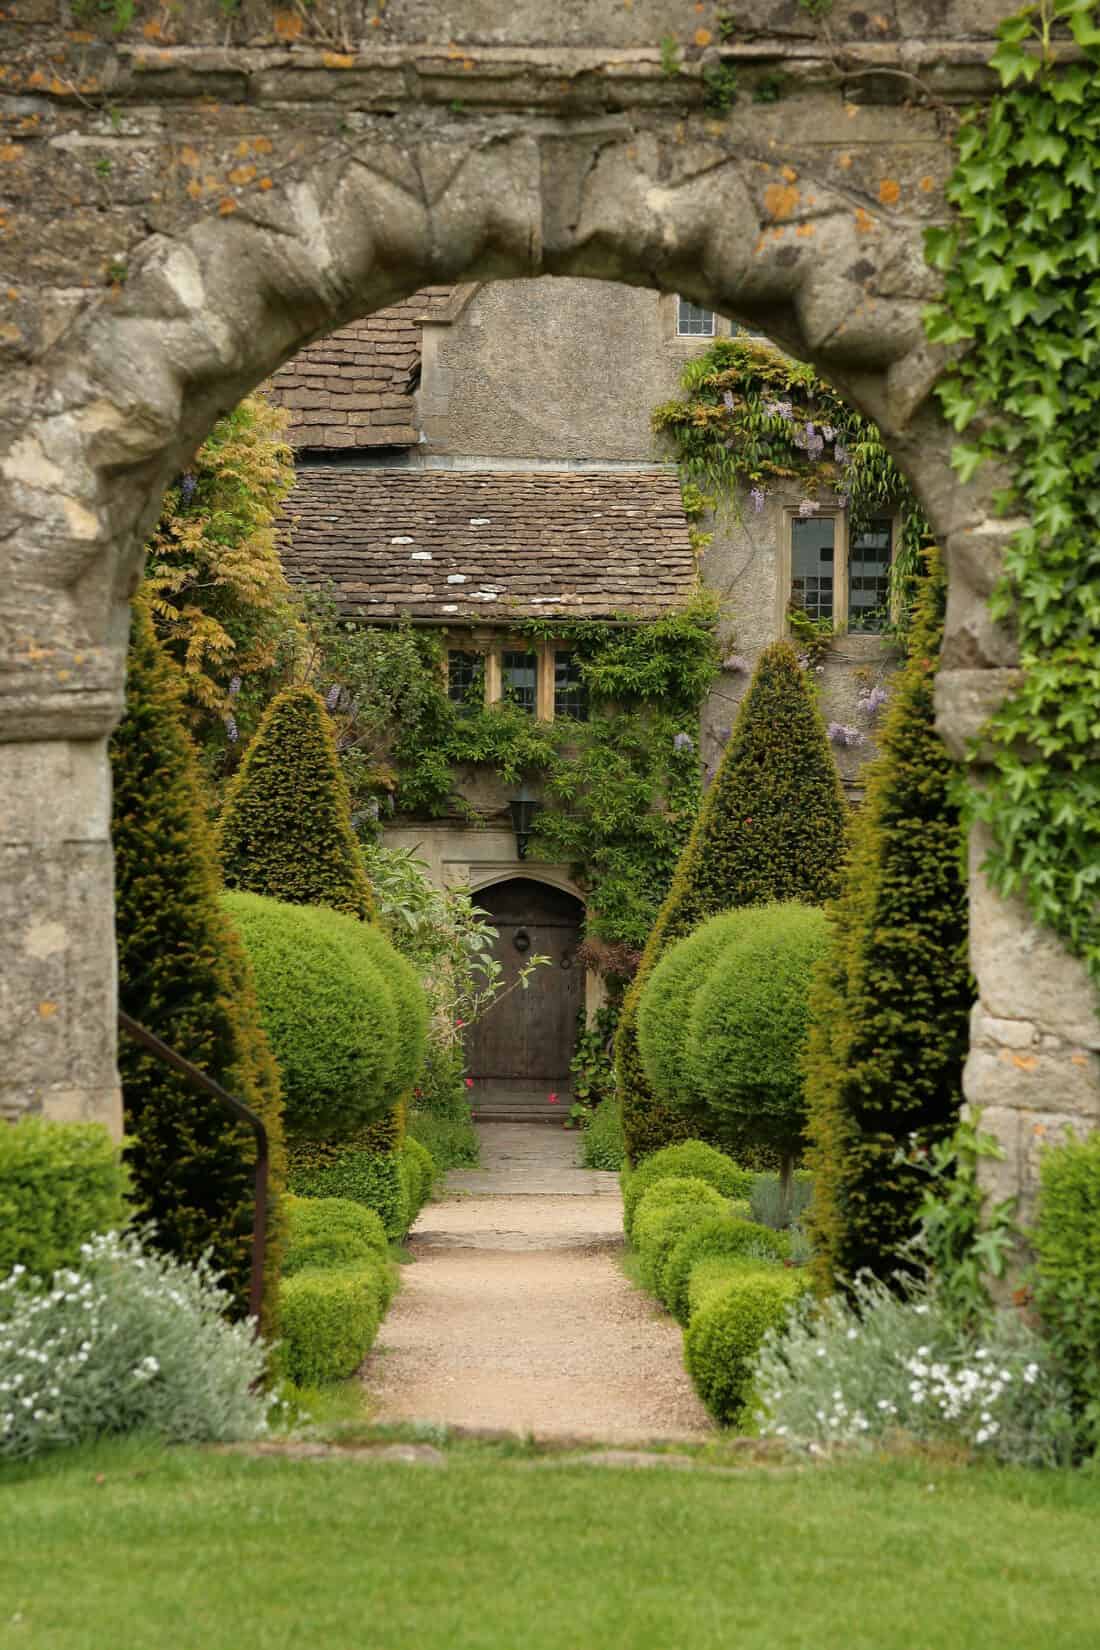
[280,468,697,620]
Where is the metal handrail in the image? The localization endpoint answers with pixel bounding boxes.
[117,1009,269,1326]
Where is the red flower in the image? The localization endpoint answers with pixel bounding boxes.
[465,1077,474,1089]
[455,1018,465,1029]
[548,1092,559,1104]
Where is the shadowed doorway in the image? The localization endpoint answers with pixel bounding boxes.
[465,879,585,1119]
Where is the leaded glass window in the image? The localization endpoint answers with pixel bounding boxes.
[677,297,716,337]
[553,651,588,721]
[848,518,893,633]
[447,650,481,708]
[501,650,537,714]
[791,516,835,624]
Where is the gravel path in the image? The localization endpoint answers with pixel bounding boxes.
[362,1124,713,1443]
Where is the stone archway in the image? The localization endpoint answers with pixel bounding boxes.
[2,4,1096,1219]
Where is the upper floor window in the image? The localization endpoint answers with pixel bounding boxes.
[501,649,538,714]
[788,513,895,633]
[553,651,589,721]
[677,297,716,337]
[447,649,482,708]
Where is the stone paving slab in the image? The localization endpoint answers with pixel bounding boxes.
[442,1120,620,1198]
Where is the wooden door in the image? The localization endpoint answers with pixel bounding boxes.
[465,879,584,1089]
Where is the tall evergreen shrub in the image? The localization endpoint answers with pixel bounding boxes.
[111,601,286,1325]
[804,553,970,1291]
[219,685,375,920]
[616,640,847,1162]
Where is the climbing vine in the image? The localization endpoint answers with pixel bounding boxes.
[652,337,932,632]
[311,597,721,951]
[925,0,1100,994]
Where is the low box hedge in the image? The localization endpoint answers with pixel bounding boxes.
[632,1178,729,1295]
[278,1259,394,1387]
[0,1119,128,1280]
[401,1136,435,1227]
[684,1263,811,1427]
[282,1196,388,1277]
[622,1140,754,1242]
[662,1216,791,1324]
[289,1138,407,1237]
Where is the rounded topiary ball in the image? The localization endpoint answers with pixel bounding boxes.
[636,910,752,1115]
[622,1139,753,1241]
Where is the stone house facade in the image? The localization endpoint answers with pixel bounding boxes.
[270,278,903,1102]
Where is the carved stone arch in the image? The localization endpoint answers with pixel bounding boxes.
[1,5,1096,1218]
[468,868,587,908]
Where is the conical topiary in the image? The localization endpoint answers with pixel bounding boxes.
[804,552,970,1291]
[218,685,374,920]
[617,640,847,1163]
[111,599,286,1327]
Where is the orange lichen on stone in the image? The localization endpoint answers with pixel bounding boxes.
[142,18,165,39]
[236,139,251,157]
[878,178,901,205]
[254,137,274,154]
[837,153,852,169]
[186,179,202,199]
[228,163,257,185]
[694,28,713,46]
[323,52,355,68]
[38,1002,58,1019]
[259,177,274,191]
[1008,1053,1039,1072]
[796,223,815,238]
[763,182,800,220]
[179,145,200,168]
[274,9,304,39]
[919,174,936,192]
[854,207,875,234]
[463,58,476,70]
[0,145,22,163]
[781,165,798,183]
[218,197,238,215]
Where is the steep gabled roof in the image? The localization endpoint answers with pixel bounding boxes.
[266,288,452,450]
[280,467,697,620]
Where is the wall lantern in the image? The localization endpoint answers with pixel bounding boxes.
[508,788,541,861]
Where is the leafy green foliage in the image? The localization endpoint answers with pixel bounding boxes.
[631,1178,729,1293]
[804,555,972,1290]
[621,1140,753,1241]
[1032,1129,1100,1450]
[287,1125,408,1238]
[401,1136,436,1224]
[637,910,754,1118]
[913,1118,1019,1329]
[680,904,830,1168]
[926,5,1100,1003]
[652,337,931,634]
[683,1263,811,1425]
[111,601,286,1326]
[616,641,847,1162]
[145,396,300,775]
[219,686,375,920]
[281,1197,388,1277]
[663,1216,791,1325]
[223,892,426,1141]
[580,1098,626,1171]
[277,1260,395,1388]
[0,1122,127,1279]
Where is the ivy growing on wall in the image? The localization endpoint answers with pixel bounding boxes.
[313,597,721,951]
[652,337,933,631]
[925,0,1100,996]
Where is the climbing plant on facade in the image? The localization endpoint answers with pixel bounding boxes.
[652,337,933,630]
[310,596,721,951]
[925,0,1100,1000]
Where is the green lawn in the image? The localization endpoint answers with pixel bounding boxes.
[3,1437,1098,1649]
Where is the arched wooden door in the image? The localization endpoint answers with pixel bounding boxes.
[465,879,584,1107]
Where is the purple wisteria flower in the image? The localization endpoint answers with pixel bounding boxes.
[859,685,889,716]
[722,653,749,673]
[224,713,238,744]
[179,473,197,506]
[827,722,865,748]
[673,731,695,753]
[833,442,849,467]
[749,486,766,514]
[325,683,341,711]
[798,498,819,517]
[723,390,736,411]
[228,675,241,700]
[764,398,793,421]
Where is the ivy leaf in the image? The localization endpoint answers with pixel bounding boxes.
[923,226,958,270]
[1017,244,1062,284]
[1013,129,1069,168]
[1068,8,1100,48]
[989,39,1039,85]
[950,443,986,484]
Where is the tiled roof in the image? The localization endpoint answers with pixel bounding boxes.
[265,288,452,449]
[280,468,697,620]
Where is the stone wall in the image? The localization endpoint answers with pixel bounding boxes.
[1,0,1096,1220]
